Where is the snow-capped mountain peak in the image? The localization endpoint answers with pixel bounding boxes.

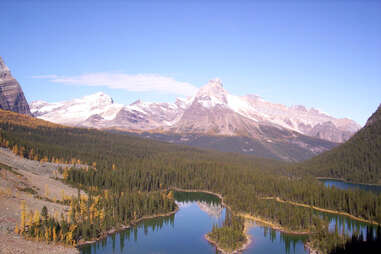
[30,79,361,143]
[194,78,228,108]
[197,78,225,96]
[82,92,114,106]
[30,92,123,125]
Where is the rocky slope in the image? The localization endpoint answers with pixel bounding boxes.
[0,57,31,115]
[0,147,81,254]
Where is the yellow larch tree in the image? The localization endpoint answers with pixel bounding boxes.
[63,168,69,180]
[12,145,18,155]
[45,226,50,241]
[53,227,57,242]
[33,210,40,226]
[99,209,105,227]
[61,189,65,202]
[20,200,27,233]
[14,224,19,234]
[167,191,174,199]
[80,199,87,220]
[68,200,74,224]
[27,210,33,229]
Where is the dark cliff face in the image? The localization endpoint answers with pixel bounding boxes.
[0,57,31,115]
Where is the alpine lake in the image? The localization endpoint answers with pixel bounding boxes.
[80,184,380,254]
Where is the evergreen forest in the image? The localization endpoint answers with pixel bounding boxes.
[1,109,381,253]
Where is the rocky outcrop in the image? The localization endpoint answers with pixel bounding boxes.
[0,56,31,115]
[306,121,353,143]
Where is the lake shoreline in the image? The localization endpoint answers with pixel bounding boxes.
[171,187,314,253]
[76,206,179,249]
[172,188,315,234]
[204,221,252,254]
[171,187,380,254]
[77,187,378,253]
[273,197,380,226]
[316,177,381,187]
[171,187,254,253]
[238,212,311,235]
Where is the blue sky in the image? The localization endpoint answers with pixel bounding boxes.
[1,0,380,125]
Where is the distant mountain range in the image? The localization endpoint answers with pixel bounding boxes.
[30,78,360,161]
[0,56,362,161]
[31,79,360,142]
[1,55,379,182]
[0,57,31,115]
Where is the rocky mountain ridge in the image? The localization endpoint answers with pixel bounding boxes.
[0,57,31,115]
[31,78,360,144]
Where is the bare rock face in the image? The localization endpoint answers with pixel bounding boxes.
[171,79,262,137]
[305,121,354,143]
[0,57,31,115]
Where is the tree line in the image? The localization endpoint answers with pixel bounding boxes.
[15,189,176,245]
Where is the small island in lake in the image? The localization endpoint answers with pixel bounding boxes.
[205,214,249,253]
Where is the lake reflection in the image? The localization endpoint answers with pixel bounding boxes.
[316,209,378,240]
[245,223,308,254]
[318,179,380,239]
[80,191,309,254]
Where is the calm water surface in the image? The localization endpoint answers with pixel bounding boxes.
[80,191,377,254]
[80,191,307,254]
[319,178,380,239]
[320,179,381,194]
